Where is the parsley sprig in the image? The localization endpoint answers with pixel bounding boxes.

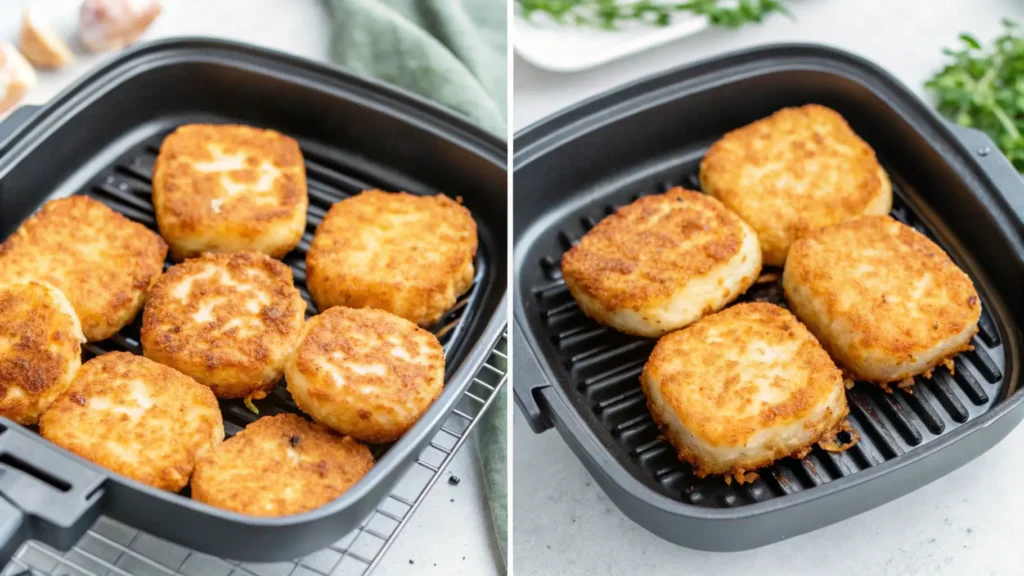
[927,19,1024,171]
[518,0,791,30]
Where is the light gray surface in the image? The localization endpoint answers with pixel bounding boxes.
[0,1,501,575]
[512,1,1024,575]
[374,431,504,576]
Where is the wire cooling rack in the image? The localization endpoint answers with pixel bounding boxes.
[1,333,507,576]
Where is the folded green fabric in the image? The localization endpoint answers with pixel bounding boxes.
[323,1,508,568]
[324,0,507,136]
[476,358,508,566]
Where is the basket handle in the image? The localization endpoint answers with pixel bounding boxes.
[0,497,28,567]
[0,105,108,565]
[0,421,106,566]
[945,121,1024,219]
[513,319,554,433]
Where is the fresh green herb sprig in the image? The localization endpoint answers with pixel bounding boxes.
[927,19,1024,171]
[518,0,791,30]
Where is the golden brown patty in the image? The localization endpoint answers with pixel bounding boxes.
[560,188,762,338]
[0,196,168,341]
[40,352,224,492]
[305,190,477,327]
[285,306,445,444]
[641,303,848,478]
[0,281,84,425]
[141,252,306,399]
[700,104,893,266]
[191,413,373,517]
[783,215,981,384]
[152,124,308,260]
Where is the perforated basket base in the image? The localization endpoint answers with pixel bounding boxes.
[61,127,487,447]
[526,156,1012,509]
[0,120,499,563]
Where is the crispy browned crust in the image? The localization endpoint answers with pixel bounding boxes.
[561,188,755,312]
[0,196,168,341]
[140,252,305,399]
[0,281,82,424]
[305,190,476,327]
[783,215,981,384]
[152,124,308,259]
[649,400,847,481]
[191,413,373,517]
[641,303,848,477]
[39,352,223,492]
[285,306,444,444]
[700,104,892,266]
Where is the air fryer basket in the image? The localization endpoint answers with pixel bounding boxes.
[0,39,507,563]
[513,44,1024,551]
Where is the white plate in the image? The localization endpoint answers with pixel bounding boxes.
[513,11,709,73]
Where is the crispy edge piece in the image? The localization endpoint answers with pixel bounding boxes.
[140,252,306,399]
[700,104,892,266]
[0,280,84,425]
[641,302,848,478]
[0,195,168,341]
[560,188,761,337]
[39,352,224,492]
[285,306,445,444]
[152,124,308,260]
[305,190,477,327]
[783,215,981,384]
[191,413,374,517]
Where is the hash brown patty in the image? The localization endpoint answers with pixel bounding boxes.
[783,215,981,384]
[191,413,373,517]
[305,190,477,327]
[141,252,306,399]
[40,352,224,492]
[285,306,445,444]
[0,196,168,341]
[560,188,762,338]
[700,104,892,266]
[0,281,84,425]
[640,302,848,478]
[152,124,308,260]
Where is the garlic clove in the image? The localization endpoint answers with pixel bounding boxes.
[79,0,163,53]
[19,6,75,70]
[0,43,37,115]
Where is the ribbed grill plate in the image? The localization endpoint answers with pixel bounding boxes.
[527,159,1011,509]
[46,129,488,466]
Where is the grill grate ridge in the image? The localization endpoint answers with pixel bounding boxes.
[967,345,1001,382]
[526,160,1010,509]
[875,392,923,445]
[928,374,970,422]
[952,359,988,405]
[902,386,945,434]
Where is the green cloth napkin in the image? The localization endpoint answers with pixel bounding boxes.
[323,0,508,566]
[475,349,508,565]
[324,0,507,136]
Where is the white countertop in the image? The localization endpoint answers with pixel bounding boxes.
[0,2,501,575]
[512,1,1024,575]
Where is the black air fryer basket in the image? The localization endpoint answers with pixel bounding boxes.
[0,39,507,563]
[513,44,1024,551]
